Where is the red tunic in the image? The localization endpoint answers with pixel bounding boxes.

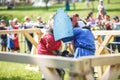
[13,25,20,50]
[37,33,61,56]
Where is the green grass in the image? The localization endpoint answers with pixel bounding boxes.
[0,61,69,80]
[0,0,120,22]
[0,62,41,80]
[0,0,120,80]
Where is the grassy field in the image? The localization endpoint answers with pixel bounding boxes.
[0,0,120,22]
[0,62,42,80]
[0,0,120,80]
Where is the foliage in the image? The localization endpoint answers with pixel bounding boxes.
[0,14,13,26]
[43,0,50,9]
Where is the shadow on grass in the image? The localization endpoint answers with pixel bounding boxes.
[0,4,64,11]
[109,1,120,4]
[106,8,120,12]
[0,4,91,12]
[50,8,92,12]
[0,6,47,11]
[0,76,23,80]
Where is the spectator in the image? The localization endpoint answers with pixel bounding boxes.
[47,14,55,29]
[88,12,96,25]
[7,20,15,52]
[97,0,106,18]
[112,16,120,53]
[98,7,107,20]
[113,16,120,29]
[7,2,14,10]
[97,0,106,11]
[93,14,103,30]
[84,16,93,29]
[0,19,7,29]
[13,18,22,29]
[13,18,20,52]
[102,15,113,30]
[0,19,7,51]
[23,16,34,52]
[72,0,76,10]
[36,16,43,24]
[34,16,45,29]
[65,0,70,11]
[85,0,90,8]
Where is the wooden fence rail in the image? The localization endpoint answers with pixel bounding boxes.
[0,52,120,80]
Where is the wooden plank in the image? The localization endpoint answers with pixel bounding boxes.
[0,52,83,73]
[30,32,40,55]
[23,32,38,48]
[94,66,103,79]
[68,73,85,80]
[90,54,120,66]
[1,30,120,36]
[96,35,113,55]
[30,28,43,55]
[95,35,111,78]
[83,59,94,80]
[95,36,101,54]
[70,59,94,80]
[101,65,120,80]
[1,52,120,79]
[39,66,62,80]
[92,30,120,36]
[1,52,120,68]
[95,36,109,55]
[0,28,41,34]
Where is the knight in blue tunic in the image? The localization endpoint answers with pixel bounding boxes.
[53,8,95,58]
[73,27,96,58]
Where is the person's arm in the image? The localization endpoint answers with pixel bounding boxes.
[22,22,26,29]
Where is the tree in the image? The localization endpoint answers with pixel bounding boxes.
[0,0,6,6]
[43,0,49,9]
[57,0,61,4]
[107,0,110,4]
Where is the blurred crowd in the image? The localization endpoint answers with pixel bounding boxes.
[0,15,46,53]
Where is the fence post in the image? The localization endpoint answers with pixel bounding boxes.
[69,59,94,80]
[101,65,120,80]
[69,72,86,80]
[39,66,62,80]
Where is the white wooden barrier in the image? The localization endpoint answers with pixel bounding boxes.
[0,52,120,80]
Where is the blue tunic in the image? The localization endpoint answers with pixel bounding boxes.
[73,27,95,58]
[7,26,14,49]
